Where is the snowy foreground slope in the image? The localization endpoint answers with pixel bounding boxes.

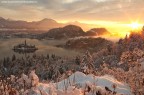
[27,71,132,95]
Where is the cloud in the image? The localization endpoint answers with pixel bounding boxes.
[0,0,144,22]
[62,0,81,4]
[94,0,107,3]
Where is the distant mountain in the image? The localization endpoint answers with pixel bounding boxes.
[0,17,100,32]
[0,17,111,36]
[0,17,5,21]
[39,25,112,39]
[29,18,63,30]
[41,25,85,39]
[0,17,64,30]
[85,28,110,36]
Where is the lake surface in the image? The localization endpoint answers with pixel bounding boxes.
[0,38,81,60]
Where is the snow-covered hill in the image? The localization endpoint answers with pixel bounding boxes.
[26,71,132,95]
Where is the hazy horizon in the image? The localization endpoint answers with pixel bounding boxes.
[0,16,143,37]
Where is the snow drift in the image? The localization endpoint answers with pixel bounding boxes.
[27,71,132,95]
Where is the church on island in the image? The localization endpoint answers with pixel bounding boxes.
[13,40,38,53]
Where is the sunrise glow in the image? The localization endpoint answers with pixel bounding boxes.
[129,22,143,30]
[1,1,144,95]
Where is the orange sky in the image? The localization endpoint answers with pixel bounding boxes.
[0,0,144,37]
[59,20,143,37]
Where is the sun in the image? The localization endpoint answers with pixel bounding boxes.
[130,22,141,30]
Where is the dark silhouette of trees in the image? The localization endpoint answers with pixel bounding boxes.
[12,54,16,61]
[75,56,81,65]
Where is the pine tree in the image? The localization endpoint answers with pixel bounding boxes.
[81,51,95,74]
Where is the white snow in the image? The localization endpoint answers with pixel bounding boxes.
[26,71,132,95]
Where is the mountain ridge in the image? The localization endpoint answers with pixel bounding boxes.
[0,17,110,37]
[39,25,110,39]
[0,17,99,31]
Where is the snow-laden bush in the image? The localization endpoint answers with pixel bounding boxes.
[120,48,144,64]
